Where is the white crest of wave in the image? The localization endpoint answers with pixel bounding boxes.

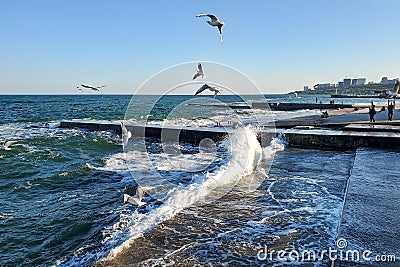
[101,126,284,262]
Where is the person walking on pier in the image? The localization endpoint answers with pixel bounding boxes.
[388,101,395,121]
[369,104,376,122]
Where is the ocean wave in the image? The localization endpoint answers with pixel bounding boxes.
[59,126,285,266]
[98,126,283,263]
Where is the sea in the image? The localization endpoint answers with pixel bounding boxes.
[0,94,398,267]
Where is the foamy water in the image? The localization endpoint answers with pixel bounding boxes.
[60,126,283,265]
[3,95,396,267]
[89,143,354,267]
[57,117,352,266]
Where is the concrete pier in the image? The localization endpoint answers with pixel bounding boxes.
[277,128,400,149]
[59,121,232,145]
[187,103,251,109]
[59,120,400,149]
[188,102,355,111]
[252,102,353,110]
[334,149,400,266]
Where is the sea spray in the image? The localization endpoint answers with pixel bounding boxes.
[98,126,284,262]
[2,95,370,267]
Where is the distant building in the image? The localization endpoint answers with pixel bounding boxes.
[356,78,366,85]
[338,81,344,88]
[314,83,332,90]
[343,78,351,88]
[303,86,310,91]
[380,76,397,85]
[351,78,366,86]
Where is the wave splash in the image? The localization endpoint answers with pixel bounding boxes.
[102,126,284,262]
[61,126,285,265]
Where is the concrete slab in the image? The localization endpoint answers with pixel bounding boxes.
[59,120,400,149]
[344,124,400,132]
[336,149,400,266]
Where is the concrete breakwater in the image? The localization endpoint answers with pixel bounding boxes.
[59,120,400,149]
[188,102,354,111]
[252,102,354,110]
[59,121,231,144]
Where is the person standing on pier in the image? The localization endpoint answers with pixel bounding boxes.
[388,101,395,121]
[369,103,376,122]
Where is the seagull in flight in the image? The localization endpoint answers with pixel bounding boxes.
[193,63,206,80]
[77,84,107,91]
[3,141,17,151]
[196,14,225,43]
[194,84,221,98]
[120,121,132,146]
[123,186,156,207]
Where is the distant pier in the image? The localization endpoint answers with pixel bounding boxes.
[188,102,354,111]
[252,102,354,110]
[331,94,381,99]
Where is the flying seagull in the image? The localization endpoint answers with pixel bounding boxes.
[196,14,225,43]
[193,63,206,80]
[120,121,132,146]
[194,84,221,98]
[77,84,107,91]
[3,141,17,151]
[123,186,156,207]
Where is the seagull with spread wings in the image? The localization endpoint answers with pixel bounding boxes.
[3,141,17,151]
[123,186,156,207]
[196,14,225,43]
[194,84,221,98]
[193,63,206,80]
[120,121,132,146]
[77,84,107,92]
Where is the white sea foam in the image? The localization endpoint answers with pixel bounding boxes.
[256,174,344,253]
[96,126,284,262]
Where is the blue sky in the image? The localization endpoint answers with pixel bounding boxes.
[1,0,400,94]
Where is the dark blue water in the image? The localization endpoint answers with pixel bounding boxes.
[0,94,253,266]
[0,94,383,124]
[1,94,397,267]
